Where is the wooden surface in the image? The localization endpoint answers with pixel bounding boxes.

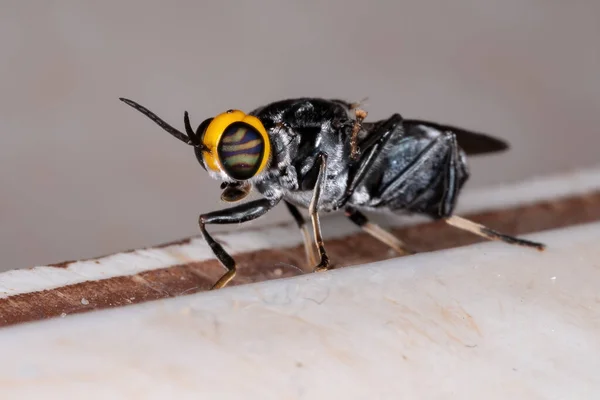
[1,221,599,399]
[1,190,599,328]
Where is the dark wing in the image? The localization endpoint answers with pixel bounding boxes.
[404,119,509,156]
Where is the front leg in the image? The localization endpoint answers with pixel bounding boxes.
[199,197,281,289]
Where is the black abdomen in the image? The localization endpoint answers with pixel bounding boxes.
[353,131,469,219]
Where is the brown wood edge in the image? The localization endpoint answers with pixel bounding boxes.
[2,191,600,328]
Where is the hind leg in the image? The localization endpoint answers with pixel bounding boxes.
[379,132,546,251]
[439,135,546,250]
[345,206,413,255]
[446,215,545,250]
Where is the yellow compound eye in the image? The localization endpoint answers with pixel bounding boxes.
[201,110,271,180]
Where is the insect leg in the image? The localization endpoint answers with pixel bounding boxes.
[436,134,545,250]
[349,108,368,160]
[446,216,546,251]
[309,153,331,272]
[345,206,413,255]
[198,198,281,289]
[337,114,403,208]
[284,201,318,269]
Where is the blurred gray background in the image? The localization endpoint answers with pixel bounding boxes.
[1,1,599,270]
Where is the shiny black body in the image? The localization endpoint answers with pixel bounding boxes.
[248,98,504,219]
[120,95,543,290]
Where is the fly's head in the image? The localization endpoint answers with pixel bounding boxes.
[120,98,272,203]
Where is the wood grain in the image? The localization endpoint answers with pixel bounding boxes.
[1,191,599,328]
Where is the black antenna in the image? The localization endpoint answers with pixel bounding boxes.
[183,111,199,145]
[119,97,206,150]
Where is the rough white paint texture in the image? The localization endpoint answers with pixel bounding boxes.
[1,222,599,399]
[0,166,599,299]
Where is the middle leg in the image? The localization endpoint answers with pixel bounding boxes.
[284,200,318,270]
[309,153,331,272]
[336,113,404,209]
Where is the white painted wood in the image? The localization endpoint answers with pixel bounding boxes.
[1,166,599,300]
[1,222,599,399]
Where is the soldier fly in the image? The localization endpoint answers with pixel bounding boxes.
[120,97,546,289]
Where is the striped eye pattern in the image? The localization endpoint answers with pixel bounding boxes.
[217,122,265,180]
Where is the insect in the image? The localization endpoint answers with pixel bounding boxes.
[120,97,546,289]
